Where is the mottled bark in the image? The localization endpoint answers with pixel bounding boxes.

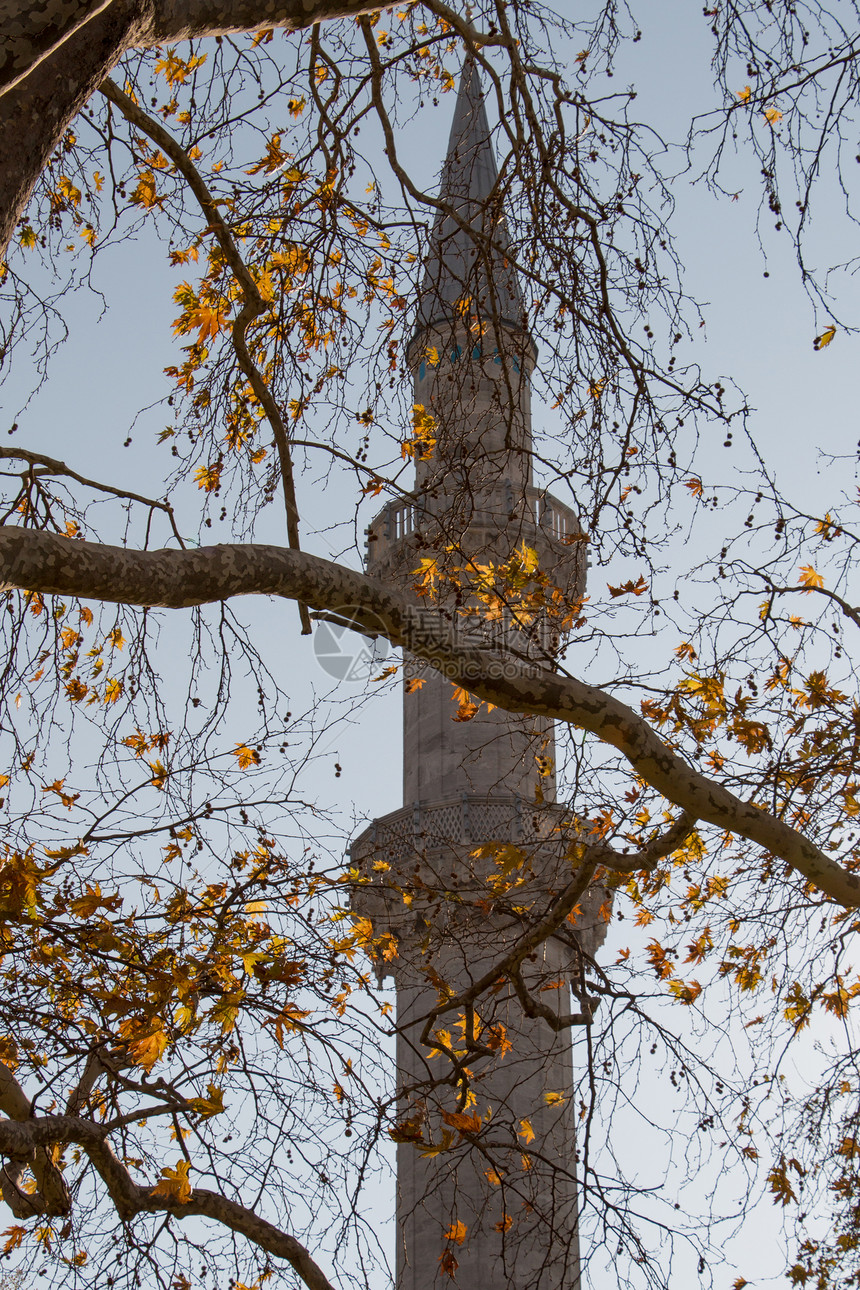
[146,0,385,43]
[1,524,857,908]
[0,0,117,96]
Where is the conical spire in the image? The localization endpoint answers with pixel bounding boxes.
[412,58,526,345]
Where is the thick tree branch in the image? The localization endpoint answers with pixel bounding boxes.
[0,0,117,97]
[0,525,857,906]
[0,1113,338,1290]
[146,0,387,43]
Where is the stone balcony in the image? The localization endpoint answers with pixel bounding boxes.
[350,793,610,973]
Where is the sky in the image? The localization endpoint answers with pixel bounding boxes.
[1,0,858,1286]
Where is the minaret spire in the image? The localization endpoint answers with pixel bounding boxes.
[412,58,527,351]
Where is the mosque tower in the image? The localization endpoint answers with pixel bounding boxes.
[351,60,608,1289]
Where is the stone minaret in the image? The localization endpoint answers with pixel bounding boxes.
[352,61,607,1290]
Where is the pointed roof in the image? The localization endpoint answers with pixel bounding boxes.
[411,59,528,347]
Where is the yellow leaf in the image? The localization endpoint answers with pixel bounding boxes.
[195,463,222,493]
[798,565,824,590]
[813,325,836,350]
[440,1110,482,1135]
[763,107,783,124]
[131,170,162,209]
[518,1118,535,1144]
[128,1026,169,1071]
[148,759,168,789]
[104,677,123,704]
[233,743,261,769]
[2,1225,26,1254]
[543,1091,567,1106]
[737,86,751,102]
[150,1159,193,1204]
[484,1168,502,1186]
[58,175,81,207]
[189,1083,225,1119]
[154,49,208,86]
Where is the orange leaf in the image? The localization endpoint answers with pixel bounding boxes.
[150,1159,193,1204]
[608,575,647,598]
[441,1110,482,1135]
[444,1220,468,1246]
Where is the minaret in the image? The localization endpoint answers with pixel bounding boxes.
[352,62,607,1289]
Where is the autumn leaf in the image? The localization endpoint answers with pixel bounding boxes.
[608,575,647,598]
[813,324,836,350]
[195,463,222,493]
[438,1251,458,1279]
[151,1159,193,1204]
[405,677,426,693]
[388,1115,425,1144]
[2,1225,26,1254]
[737,86,752,102]
[544,1091,567,1106]
[518,1117,535,1144]
[495,1214,513,1233]
[154,49,208,86]
[131,170,163,209]
[104,677,123,704]
[189,1083,225,1119]
[798,565,824,590]
[444,1220,468,1245]
[452,700,479,722]
[148,759,168,789]
[58,175,81,207]
[441,1109,482,1135]
[233,743,261,769]
[763,107,783,124]
[128,1025,169,1071]
[683,477,703,497]
[41,778,79,809]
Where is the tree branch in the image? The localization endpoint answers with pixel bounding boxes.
[100,77,311,631]
[146,0,386,43]
[1,525,858,906]
[0,1113,338,1290]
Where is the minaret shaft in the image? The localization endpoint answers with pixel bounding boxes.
[351,60,607,1290]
